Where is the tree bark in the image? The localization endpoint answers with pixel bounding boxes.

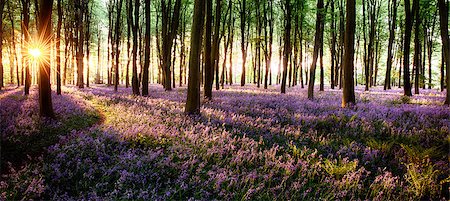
[342,0,356,107]
[142,0,151,96]
[213,0,221,90]
[185,0,205,114]
[307,0,324,99]
[204,0,213,99]
[438,0,449,104]
[239,0,248,86]
[403,0,415,96]
[38,0,55,117]
[281,0,292,94]
[0,0,5,90]
[114,0,123,92]
[413,1,420,94]
[22,0,31,94]
[56,0,62,94]
[385,0,397,90]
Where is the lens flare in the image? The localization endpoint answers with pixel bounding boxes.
[28,48,42,59]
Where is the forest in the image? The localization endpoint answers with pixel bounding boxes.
[0,0,449,199]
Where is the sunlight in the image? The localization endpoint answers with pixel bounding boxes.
[28,48,42,59]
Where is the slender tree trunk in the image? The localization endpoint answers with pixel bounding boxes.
[229,17,234,85]
[56,0,62,94]
[403,0,415,96]
[240,0,247,86]
[76,0,85,89]
[385,0,397,90]
[185,0,205,114]
[438,0,449,104]
[38,0,55,117]
[427,12,436,89]
[0,0,5,90]
[307,0,324,99]
[330,0,336,89]
[204,0,213,99]
[96,28,101,84]
[126,0,132,88]
[213,0,221,90]
[22,0,31,94]
[142,0,150,96]
[441,51,445,91]
[281,0,291,94]
[342,0,356,107]
[86,3,91,88]
[114,0,123,91]
[413,1,420,94]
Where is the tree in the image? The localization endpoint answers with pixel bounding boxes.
[438,0,449,104]
[413,0,420,94]
[114,0,124,92]
[204,0,213,99]
[307,0,324,99]
[185,0,205,114]
[56,0,62,94]
[142,0,150,96]
[213,0,222,90]
[280,0,291,94]
[75,0,86,88]
[384,0,398,90]
[132,0,140,95]
[238,0,249,86]
[330,0,336,89]
[342,0,356,107]
[0,0,5,90]
[263,0,274,89]
[38,0,55,117]
[22,0,31,95]
[403,0,415,96]
[160,0,182,91]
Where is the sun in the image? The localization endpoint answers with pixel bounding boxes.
[28,48,42,59]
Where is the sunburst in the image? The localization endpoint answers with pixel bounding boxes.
[22,23,59,77]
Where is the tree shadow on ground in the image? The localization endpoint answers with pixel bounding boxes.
[0,88,101,174]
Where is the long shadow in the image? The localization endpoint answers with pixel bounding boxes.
[76,85,448,154]
[1,88,100,174]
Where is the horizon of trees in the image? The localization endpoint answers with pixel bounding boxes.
[0,0,448,115]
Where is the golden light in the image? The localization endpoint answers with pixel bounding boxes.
[28,48,42,59]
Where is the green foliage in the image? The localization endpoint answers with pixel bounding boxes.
[405,162,440,198]
[322,158,358,179]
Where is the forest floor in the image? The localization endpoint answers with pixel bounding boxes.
[1,84,449,200]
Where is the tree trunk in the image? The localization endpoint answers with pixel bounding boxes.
[161,0,182,91]
[385,0,397,90]
[403,0,415,96]
[330,0,336,89]
[86,3,91,88]
[239,0,247,86]
[56,0,62,94]
[413,1,420,94]
[96,28,102,84]
[38,0,55,117]
[438,0,449,104]
[213,0,221,90]
[281,0,291,94]
[0,0,4,90]
[126,0,132,88]
[204,0,213,99]
[22,0,31,94]
[76,0,85,89]
[307,0,324,99]
[114,0,123,91]
[142,0,150,96]
[185,0,205,114]
[342,0,356,107]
